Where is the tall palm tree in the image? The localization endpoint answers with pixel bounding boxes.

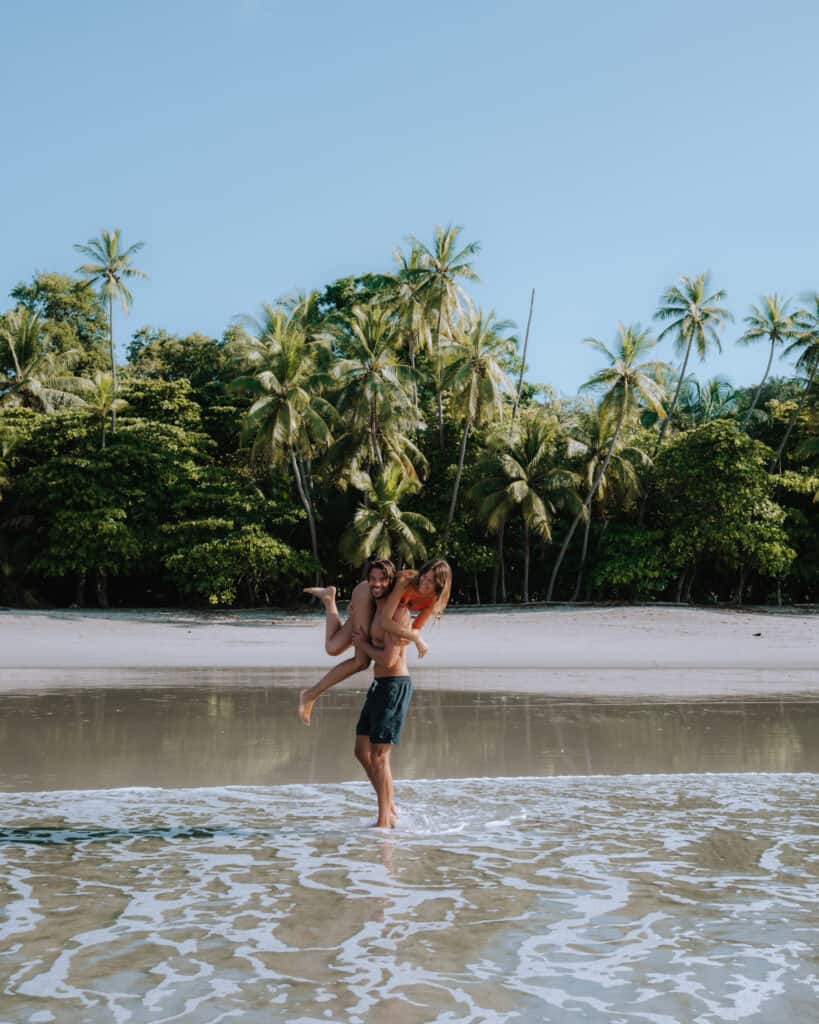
[441,310,514,542]
[547,324,667,601]
[232,307,334,578]
[339,464,435,567]
[653,272,731,449]
[75,228,146,433]
[472,414,580,603]
[739,295,799,428]
[389,243,434,387]
[769,293,819,471]
[332,304,418,471]
[568,402,647,601]
[62,370,127,449]
[407,225,481,449]
[0,306,84,411]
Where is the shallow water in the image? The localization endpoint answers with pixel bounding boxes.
[1,681,818,790]
[1,774,817,1023]
[1,675,818,1021]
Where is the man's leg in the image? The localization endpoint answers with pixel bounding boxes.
[369,743,396,829]
[355,734,375,787]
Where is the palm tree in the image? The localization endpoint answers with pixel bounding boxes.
[0,306,84,411]
[339,464,435,567]
[75,228,146,433]
[332,304,419,472]
[62,370,127,449]
[472,414,580,603]
[739,295,799,428]
[567,402,647,601]
[769,293,819,471]
[232,307,334,578]
[389,244,433,392]
[407,225,481,449]
[653,272,732,449]
[441,310,515,542]
[546,324,667,601]
[679,375,739,425]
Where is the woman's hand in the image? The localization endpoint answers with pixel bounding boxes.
[413,631,428,659]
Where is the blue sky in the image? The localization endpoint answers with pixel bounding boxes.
[3,0,818,395]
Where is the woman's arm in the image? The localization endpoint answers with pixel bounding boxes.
[380,580,428,657]
[380,581,422,642]
[410,606,435,633]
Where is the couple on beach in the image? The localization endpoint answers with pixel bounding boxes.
[298,559,452,828]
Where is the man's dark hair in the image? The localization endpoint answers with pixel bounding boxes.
[366,558,396,589]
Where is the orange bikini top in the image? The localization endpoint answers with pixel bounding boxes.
[400,586,436,613]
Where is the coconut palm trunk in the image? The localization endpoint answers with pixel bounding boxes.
[96,569,109,608]
[108,292,118,433]
[522,522,530,604]
[654,335,692,452]
[290,449,321,584]
[491,523,506,603]
[571,511,593,603]
[511,288,535,427]
[743,338,776,428]
[435,301,445,451]
[769,358,818,471]
[547,402,625,601]
[444,417,471,542]
[370,406,384,468]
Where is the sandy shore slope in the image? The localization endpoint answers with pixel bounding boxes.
[1,607,816,681]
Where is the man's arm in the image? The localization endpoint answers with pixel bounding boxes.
[352,632,383,664]
[353,609,410,670]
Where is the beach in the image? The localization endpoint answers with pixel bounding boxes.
[2,606,818,1022]
[1,604,817,695]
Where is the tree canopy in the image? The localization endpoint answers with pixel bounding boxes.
[1,226,816,607]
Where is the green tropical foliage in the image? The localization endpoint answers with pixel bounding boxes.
[340,465,434,567]
[0,226,817,607]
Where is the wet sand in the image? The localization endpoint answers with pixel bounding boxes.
[1,673,817,791]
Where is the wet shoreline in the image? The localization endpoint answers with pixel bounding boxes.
[2,675,817,791]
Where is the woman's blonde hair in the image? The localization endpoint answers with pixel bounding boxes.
[405,558,452,619]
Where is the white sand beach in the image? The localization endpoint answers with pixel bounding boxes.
[0,606,816,695]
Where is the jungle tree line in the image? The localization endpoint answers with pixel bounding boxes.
[0,226,817,607]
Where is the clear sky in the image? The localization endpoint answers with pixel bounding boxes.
[3,0,818,395]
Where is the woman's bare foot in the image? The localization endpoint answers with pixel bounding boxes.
[298,689,316,725]
[304,585,336,603]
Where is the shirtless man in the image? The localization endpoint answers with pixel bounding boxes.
[351,599,413,829]
[299,560,395,726]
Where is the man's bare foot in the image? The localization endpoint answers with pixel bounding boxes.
[304,585,336,603]
[298,689,316,726]
[373,815,398,829]
[391,803,400,819]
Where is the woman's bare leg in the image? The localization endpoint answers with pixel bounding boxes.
[298,652,368,725]
[298,582,376,725]
[304,584,372,656]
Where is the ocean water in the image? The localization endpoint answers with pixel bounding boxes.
[1,773,817,1023]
